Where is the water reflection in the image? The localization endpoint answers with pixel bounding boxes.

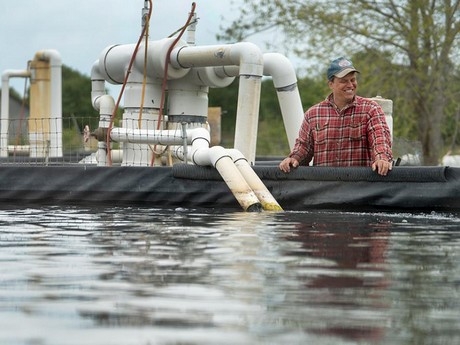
[0,206,459,344]
[281,213,391,342]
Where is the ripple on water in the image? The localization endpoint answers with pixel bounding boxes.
[0,206,459,344]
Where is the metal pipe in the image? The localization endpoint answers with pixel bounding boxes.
[0,69,30,157]
[32,49,63,158]
[38,50,62,157]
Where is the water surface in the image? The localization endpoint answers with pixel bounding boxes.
[0,205,459,344]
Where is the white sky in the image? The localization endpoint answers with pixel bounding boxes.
[0,0,296,96]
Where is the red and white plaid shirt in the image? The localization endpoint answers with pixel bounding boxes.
[289,94,393,166]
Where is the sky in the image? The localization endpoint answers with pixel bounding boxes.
[0,0,294,96]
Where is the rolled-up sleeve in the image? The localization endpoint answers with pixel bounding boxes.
[367,103,393,163]
[289,112,314,165]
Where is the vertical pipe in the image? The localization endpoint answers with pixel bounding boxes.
[370,96,393,142]
[186,13,197,45]
[233,74,262,164]
[214,53,305,154]
[96,95,115,166]
[46,50,63,158]
[29,50,63,158]
[29,55,51,158]
[170,42,264,164]
[263,53,304,151]
[90,60,106,110]
[0,75,9,157]
[1,70,30,157]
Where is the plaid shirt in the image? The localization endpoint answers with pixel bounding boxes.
[289,94,393,166]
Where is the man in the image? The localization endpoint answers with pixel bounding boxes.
[279,57,393,176]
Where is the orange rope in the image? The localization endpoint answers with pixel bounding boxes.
[137,6,150,129]
[150,1,196,166]
[106,0,153,166]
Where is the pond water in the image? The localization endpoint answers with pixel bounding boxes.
[0,205,459,345]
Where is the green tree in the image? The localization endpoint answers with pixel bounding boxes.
[219,0,460,165]
[208,79,239,146]
[62,65,99,132]
[209,76,328,156]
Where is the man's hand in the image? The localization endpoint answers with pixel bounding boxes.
[372,159,392,176]
[279,157,299,173]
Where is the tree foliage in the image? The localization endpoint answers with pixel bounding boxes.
[219,0,460,165]
[209,75,329,155]
[61,65,99,131]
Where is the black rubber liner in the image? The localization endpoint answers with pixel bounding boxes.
[173,164,448,183]
[0,164,458,211]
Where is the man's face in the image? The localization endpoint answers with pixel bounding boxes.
[328,72,358,105]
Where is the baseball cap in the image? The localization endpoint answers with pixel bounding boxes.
[327,57,359,80]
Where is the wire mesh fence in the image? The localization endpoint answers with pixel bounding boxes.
[1,116,97,165]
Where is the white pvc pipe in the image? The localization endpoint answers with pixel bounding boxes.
[234,75,262,164]
[90,60,106,111]
[110,127,191,145]
[227,148,283,211]
[184,134,262,211]
[98,95,115,125]
[214,53,304,151]
[1,69,30,157]
[110,126,263,211]
[91,63,116,171]
[168,131,210,166]
[96,95,116,166]
[91,51,163,112]
[171,42,264,164]
[98,38,190,85]
[189,129,212,166]
[370,96,393,141]
[213,65,239,78]
[167,72,210,120]
[207,146,261,211]
[262,53,304,150]
[7,145,30,155]
[170,129,282,211]
[189,66,235,88]
[170,42,262,73]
